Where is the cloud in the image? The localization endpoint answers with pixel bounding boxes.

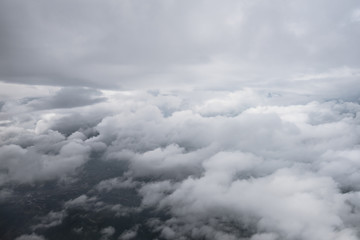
[32,211,67,230]
[100,226,115,240]
[28,87,106,110]
[153,168,356,239]
[64,194,98,209]
[89,90,359,239]
[118,226,138,240]
[0,86,359,239]
[0,0,359,90]
[128,144,216,180]
[15,234,46,240]
[0,133,91,185]
[1,1,360,238]
[95,177,137,192]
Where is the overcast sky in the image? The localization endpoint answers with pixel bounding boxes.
[1,0,360,92]
[1,1,360,240]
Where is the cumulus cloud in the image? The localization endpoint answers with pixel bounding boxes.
[153,169,356,239]
[0,130,91,185]
[1,86,359,239]
[81,89,359,239]
[0,2,359,238]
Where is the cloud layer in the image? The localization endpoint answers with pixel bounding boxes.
[1,0,360,90]
[1,1,360,239]
[0,86,359,239]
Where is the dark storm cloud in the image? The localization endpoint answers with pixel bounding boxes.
[0,0,360,90]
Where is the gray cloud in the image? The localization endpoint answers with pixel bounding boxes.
[0,141,90,184]
[15,234,46,240]
[0,127,91,185]
[100,226,115,240]
[0,88,360,239]
[118,226,138,240]
[95,177,137,192]
[32,211,67,230]
[0,0,359,91]
[94,90,360,239]
[28,87,106,110]
[1,1,360,238]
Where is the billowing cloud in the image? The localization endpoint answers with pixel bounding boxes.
[0,127,91,185]
[1,86,359,239]
[0,0,360,239]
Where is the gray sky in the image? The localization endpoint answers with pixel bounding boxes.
[1,2,360,239]
[1,0,360,91]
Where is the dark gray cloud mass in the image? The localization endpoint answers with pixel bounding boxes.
[0,1,360,240]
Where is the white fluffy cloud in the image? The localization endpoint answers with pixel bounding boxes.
[1,86,360,239]
[0,128,91,184]
[94,90,359,239]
